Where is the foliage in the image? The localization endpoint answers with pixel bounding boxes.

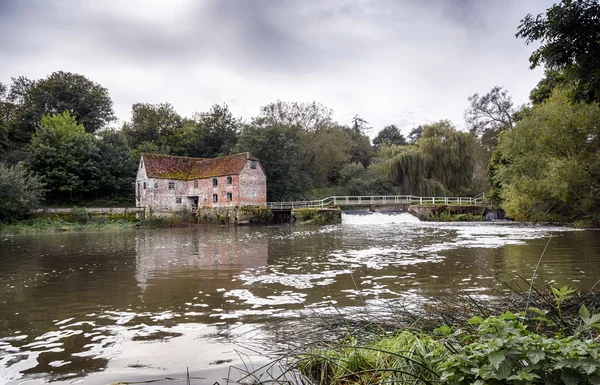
[372,124,407,148]
[465,86,515,152]
[408,125,423,144]
[517,0,600,103]
[188,104,241,158]
[378,121,475,196]
[530,69,567,105]
[297,331,446,385]
[494,88,600,224]
[0,162,45,220]
[26,112,100,201]
[440,312,600,385]
[236,124,312,201]
[291,208,341,225]
[122,102,184,151]
[96,130,138,198]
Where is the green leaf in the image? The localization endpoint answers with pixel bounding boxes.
[528,307,548,316]
[468,316,484,325]
[580,304,591,323]
[500,311,518,320]
[488,350,506,370]
[561,369,583,385]
[527,349,546,364]
[494,361,512,380]
[434,325,452,335]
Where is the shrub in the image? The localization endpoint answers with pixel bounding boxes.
[0,163,45,221]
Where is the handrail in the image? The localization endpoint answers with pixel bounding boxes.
[266,194,490,209]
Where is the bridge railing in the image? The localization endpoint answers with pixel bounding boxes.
[267,194,489,210]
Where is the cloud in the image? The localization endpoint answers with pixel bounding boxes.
[0,0,552,135]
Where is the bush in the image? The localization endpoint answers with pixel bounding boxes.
[0,163,45,221]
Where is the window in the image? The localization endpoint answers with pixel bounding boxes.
[143,182,146,190]
[226,176,232,184]
[168,182,175,190]
[250,160,257,169]
[213,178,218,186]
[140,160,144,169]
[154,182,158,188]
[227,192,232,201]
[212,194,218,203]
[176,197,182,204]
[194,180,198,188]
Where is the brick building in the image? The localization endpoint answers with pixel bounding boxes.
[135,152,267,214]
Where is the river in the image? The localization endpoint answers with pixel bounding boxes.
[1,213,599,384]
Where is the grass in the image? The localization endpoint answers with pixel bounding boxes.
[0,217,136,233]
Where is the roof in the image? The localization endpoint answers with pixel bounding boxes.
[141,152,259,180]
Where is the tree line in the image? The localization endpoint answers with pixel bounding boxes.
[1,0,599,226]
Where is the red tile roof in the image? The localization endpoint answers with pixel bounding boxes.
[141,152,258,180]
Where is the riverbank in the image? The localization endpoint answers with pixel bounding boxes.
[290,287,600,385]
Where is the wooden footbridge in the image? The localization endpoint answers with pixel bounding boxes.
[267,194,488,210]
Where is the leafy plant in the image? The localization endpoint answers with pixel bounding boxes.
[439,312,600,385]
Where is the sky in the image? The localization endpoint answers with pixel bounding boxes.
[0,0,554,136]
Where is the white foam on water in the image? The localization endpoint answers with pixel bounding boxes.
[342,212,421,225]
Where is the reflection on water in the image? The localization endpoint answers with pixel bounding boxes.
[0,214,599,384]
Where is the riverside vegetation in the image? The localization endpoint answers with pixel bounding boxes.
[2,0,600,227]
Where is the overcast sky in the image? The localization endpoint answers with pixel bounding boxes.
[0,0,554,136]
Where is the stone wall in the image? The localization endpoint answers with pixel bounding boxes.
[196,206,273,225]
[407,204,488,221]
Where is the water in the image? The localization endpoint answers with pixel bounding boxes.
[0,213,599,384]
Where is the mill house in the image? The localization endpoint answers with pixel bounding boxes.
[135,152,267,214]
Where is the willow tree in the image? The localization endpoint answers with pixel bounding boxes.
[377,121,475,196]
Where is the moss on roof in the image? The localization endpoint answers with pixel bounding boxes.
[142,152,258,180]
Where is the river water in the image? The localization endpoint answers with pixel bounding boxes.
[1,213,599,384]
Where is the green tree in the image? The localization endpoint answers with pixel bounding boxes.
[373,125,407,148]
[407,126,423,144]
[96,130,137,199]
[517,0,600,103]
[378,121,476,195]
[494,88,600,224]
[235,124,312,201]
[188,104,241,158]
[464,86,514,152]
[530,69,566,105]
[27,112,100,201]
[122,102,183,151]
[27,71,115,133]
[0,163,44,220]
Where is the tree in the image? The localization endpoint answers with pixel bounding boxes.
[373,125,407,148]
[494,88,600,224]
[122,102,183,151]
[254,101,335,132]
[379,121,476,195]
[188,104,241,158]
[96,130,137,199]
[408,126,423,144]
[27,71,115,133]
[464,86,514,151]
[235,124,312,201]
[529,69,566,105]
[517,0,600,103]
[27,112,100,201]
[0,163,44,220]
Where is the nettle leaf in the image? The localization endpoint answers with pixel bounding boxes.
[561,368,584,385]
[500,311,518,320]
[494,361,512,380]
[469,316,484,325]
[488,350,506,370]
[528,349,546,364]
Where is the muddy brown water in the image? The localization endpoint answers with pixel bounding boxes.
[1,213,599,384]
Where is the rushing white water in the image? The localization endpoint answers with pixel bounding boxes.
[342,211,421,224]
